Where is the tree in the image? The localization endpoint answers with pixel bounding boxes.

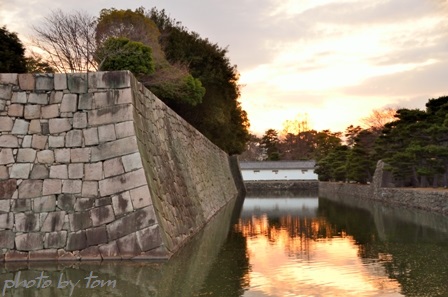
[32,10,97,72]
[95,37,154,76]
[362,107,397,132]
[260,129,280,160]
[0,26,27,73]
[25,52,55,73]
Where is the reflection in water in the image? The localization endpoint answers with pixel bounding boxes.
[1,191,447,297]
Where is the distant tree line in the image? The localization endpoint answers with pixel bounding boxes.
[0,8,250,155]
[242,98,448,188]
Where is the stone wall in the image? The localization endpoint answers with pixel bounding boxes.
[319,161,448,215]
[0,71,240,261]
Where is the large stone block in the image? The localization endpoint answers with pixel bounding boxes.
[17,148,37,163]
[87,104,133,126]
[62,180,82,194]
[50,164,68,179]
[44,231,67,249]
[99,168,147,197]
[68,73,88,93]
[107,206,156,241]
[7,104,24,117]
[29,249,58,261]
[98,241,121,260]
[0,165,8,179]
[15,213,40,231]
[78,93,93,110]
[65,130,82,147]
[0,84,12,100]
[0,73,18,84]
[49,118,72,134]
[0,135,19,147]
[91,136,138,162]
[35,74,54,91]
[37,150,54,164]
[81,181,98,197]
[42,179,62,196]
[0,230,14,249]
[15,233,44,251]
[41,104,59,119]
[18,73,35,90]
[48,135,65,148]
[136,225,162,252]
[103,157,124,178]
[68,163,83,179]
[69,211,92,231]
[11,92,27,104]
[116,232,141,259]
[0,199,10,212]
[114,121,135,139]
[61,93,78,112]
[18,180,43,199]
[83,127,99,146]
[73,112,87,128]
[122,152,143,172]
[66,230,87,251]
[28,93,48,105]
[28,119,41,134]
[112,191,133,216]
[0,149,14,164]
[79,246,101,260]
[75,198,94,211]
[29,164,48,179]
[70,148,91,163]
[86,225,108,246]
[0,117,13,132]
[57,194,76,211]
[41,211,66,232]
[24,105,41,119]
[130,186,152,209]
[31,135,48,149]
[88,71,131,89]
[55,148,71,163]
[0,213,13,229]
[54,73,67,90]
[84,162,103,181]
[9,163,32,179]
[32,195,56,212]
[98,124,116,143]
[11,119,30,135]
[90,205,115,226]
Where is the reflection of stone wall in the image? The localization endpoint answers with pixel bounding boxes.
[0,71,240,261]
[319,161,448,215]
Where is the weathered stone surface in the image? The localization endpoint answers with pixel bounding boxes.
[86,225,108,246]
[0,179,17,199]
[5,250,28,261]
[122,152,143,172]
[79,246,101,260]
[107,206,156,241]
[65,130,82,147]
[7,104,23,117]
[75,198,94,211]
[15,213,40,231]
[18,180,43,199]
[48,135,65,148]
[11,92,27,104]
[41,211,65,232]
[24,105,41,119]
[35,74,54,91]
[10,163,32,179]
[49,118,72,134]
[103,157,124,178]
[44,231,67,249]
[57,194,76,211]
[37,150,54,164]
[90,205,115,226]
[0,73,18,84]
[95,197,111,207]
[31,135,48,149]
[28,119,41,134]
[54,73,67,90]
[69,211,92,231]
[16,148,36,163]
[51,91,63,104]
[0,230,15,249]
[98,124,116,143]
[99,168,147,197]
[28,93,48,105]
[68,163,83,179]
[70,148,91,162]
[18,73,35,90]
[21,135,32,147]
[11,119,29,135]
[62,179,82,194]
[116,232,140,259]
[136,225,162,252]
[0,213,13,229]
[91,136,138,162]
[112,191,133,216]
[67,73,88,93]
[66,230,87,251]
[55,148,70,163]
[15,233,44,251]
[89,71,131,89]
[0,198,11,212]
[130,186,152,209]
[88,104,133,126]
[0,148,14,164]
[30,164,48,179]
[78,93,93,110]
[12,199,30,212]
[0,135,18,147]
[81,181,98,198]
[73,112,87,128]
[61,93,78,112]
[84,162,103,181]
[32,195,56,212]
[57,249,80,261]
[0,116,13,132]
[40,121,50,135]
[41,104,59,118]
[98,241,121,260]
[0,165,8,180]
[0,84,12,100]
[29,249,58,261]
[83,127,99,146]
[42,179,62,195]
[50,164,68,179]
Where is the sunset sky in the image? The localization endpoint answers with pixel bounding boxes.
[2,0,448,135]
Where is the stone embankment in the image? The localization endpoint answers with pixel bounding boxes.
[0,71,242,261]
[319,161,448,215]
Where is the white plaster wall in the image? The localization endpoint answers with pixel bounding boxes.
[241,169,317,181]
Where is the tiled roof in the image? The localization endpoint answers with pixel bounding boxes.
[239,160,316,170]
